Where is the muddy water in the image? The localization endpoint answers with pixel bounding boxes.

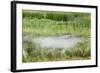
[32,35,84,49]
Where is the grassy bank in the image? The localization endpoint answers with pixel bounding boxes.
[23,10,91,37]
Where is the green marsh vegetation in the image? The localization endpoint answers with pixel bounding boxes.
[22,10,91,63]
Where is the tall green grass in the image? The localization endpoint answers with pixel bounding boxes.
[23,18,90,37]
[23,10,91,37]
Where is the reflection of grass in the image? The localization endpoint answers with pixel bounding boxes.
[22,10,91,62]
[22,41,90,62]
